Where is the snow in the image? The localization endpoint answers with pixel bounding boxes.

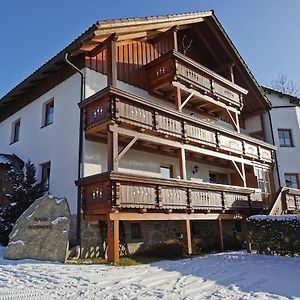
[7,240,25,246]
[0,155,12,165]
[51,217,68,225]
[0,247,299,299]
[249,214,300,221]
[54,197,65,204]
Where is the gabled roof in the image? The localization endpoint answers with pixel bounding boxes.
[263,86,300,104]
[0,154,23,167]
[0,10,270,118]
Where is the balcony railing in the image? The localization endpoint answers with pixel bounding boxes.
[80,87,274,164]
[144,50,248,109]
[77,173,263,215]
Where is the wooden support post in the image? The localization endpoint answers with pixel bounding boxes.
[108,131,119,172]
[107,217,119,263]
[242,219,252,253]
[175,86,182,111]
[235,112,240,133]
[179,148,187,180]
[182,219,192,255]
[107,35,117,87]
[216,219,224,252]
[172,27,178,51]
[229,65,235,83]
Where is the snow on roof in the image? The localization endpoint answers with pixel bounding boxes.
[0,154,23,166]
[249,214,300,221]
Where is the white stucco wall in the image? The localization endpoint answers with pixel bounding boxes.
[0,73,83,213]
[266,92,300,188]
[244,114,262,135]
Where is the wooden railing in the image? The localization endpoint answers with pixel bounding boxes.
[81,88,274,164]
[145,50,248,109]
[77,173,263,215]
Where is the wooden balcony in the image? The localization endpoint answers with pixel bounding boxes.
[80,87,274,164]
[144,50,248,111]
[76,172,263,216]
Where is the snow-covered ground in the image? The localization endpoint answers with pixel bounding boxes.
[0,247,299,300]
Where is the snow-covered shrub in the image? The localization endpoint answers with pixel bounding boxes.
[248,215,300,257]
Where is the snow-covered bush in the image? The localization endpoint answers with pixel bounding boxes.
[248,215,300,257]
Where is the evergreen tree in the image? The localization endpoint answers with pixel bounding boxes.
[0,160,43,235]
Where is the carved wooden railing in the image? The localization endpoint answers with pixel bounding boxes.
[81,87,274,164]
[77,173,263,215]
[144,50,248,109]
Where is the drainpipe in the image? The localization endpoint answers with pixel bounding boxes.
[64,53,85,257]
[267,109,281,189]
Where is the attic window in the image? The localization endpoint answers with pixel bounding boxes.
[43,99,54,127]
[11,119,21,144]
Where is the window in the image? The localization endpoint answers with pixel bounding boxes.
[160,165,173,179]
[11,119,21,143]
[41,162,51,191]
[209,172,229,185]
[278,129,293,147]
[284,173,299,189]
[43,99,54,127]
[131,223,142,239]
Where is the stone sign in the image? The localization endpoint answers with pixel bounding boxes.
[4,195,71,262]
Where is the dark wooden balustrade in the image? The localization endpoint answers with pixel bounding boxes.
[144,50,248,109]
[77,173,263,215]
[80,87,274,164]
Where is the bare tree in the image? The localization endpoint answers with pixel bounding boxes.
[271,73,300,97]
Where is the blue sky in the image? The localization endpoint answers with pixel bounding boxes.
[1,0,299,98]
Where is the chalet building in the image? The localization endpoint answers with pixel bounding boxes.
[263,87,300,215]
[0,11,280,262]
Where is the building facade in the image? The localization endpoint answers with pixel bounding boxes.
[0,11,278,262]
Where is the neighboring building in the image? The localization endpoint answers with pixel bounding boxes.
[0,11,277,262]
[264,87,300,190]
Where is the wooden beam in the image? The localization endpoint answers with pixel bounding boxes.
[182,219,192,255]
[108,212,239,221]
[175,86,182,111]
[92,17,205,37]
[232,161,246,187]
[179,148,187,180]
[108,131,119,171]
[242,219,252,253]
[180,92,194,110]
[115,136,139,163]
[107,217,119,263]
[216,219,224,252]
[88,33,118,57]
[172,81,239,114]
[107,35,118,87]
[108,125,264,167]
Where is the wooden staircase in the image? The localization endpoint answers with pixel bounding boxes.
[269,187,300,215]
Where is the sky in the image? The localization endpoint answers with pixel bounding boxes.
[1,0,300,98]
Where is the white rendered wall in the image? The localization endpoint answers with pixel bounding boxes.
[266,92,300,188]
[0,73,83,214]
[244,115,262,135]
